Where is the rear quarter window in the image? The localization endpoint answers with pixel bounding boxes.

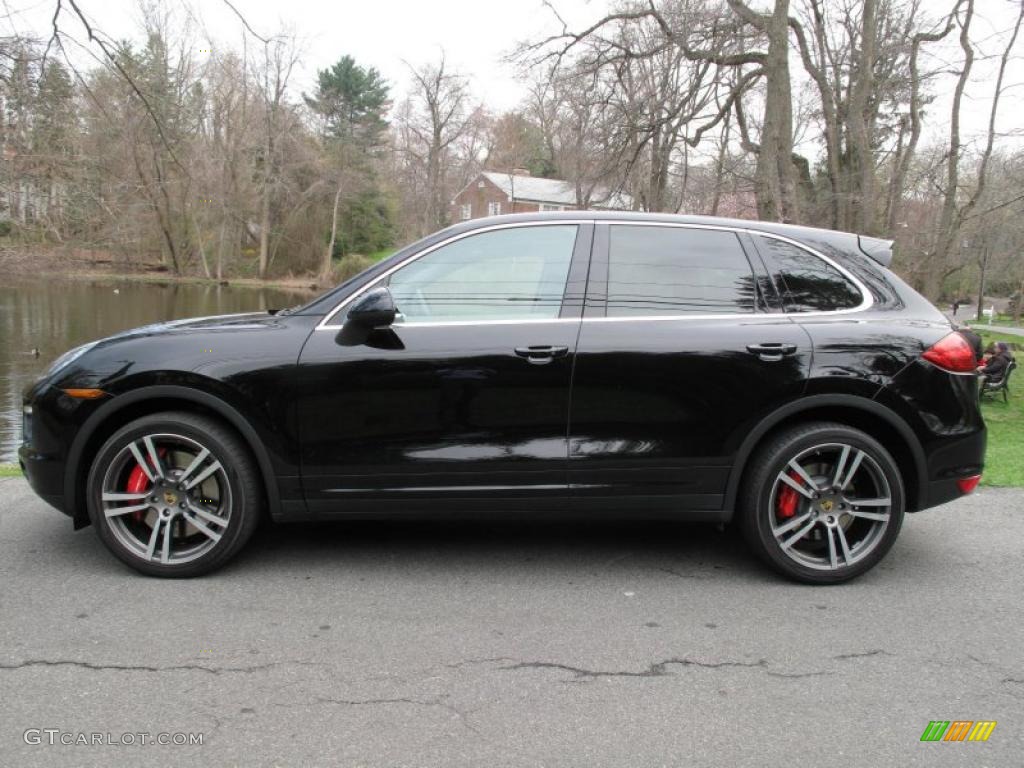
[755,236,864,312]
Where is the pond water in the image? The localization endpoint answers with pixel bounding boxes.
[0,278,313,462]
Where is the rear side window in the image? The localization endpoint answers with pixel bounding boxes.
[756,236,863,312]
[606,226,757,316]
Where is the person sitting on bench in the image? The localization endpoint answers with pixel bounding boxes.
[978,342,1013,382]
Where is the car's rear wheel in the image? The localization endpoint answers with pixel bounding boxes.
[86,412,262,577]
[739,421,905,584]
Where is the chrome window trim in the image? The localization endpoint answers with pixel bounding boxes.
[315,219,873,331]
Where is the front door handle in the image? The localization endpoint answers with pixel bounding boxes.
[515,345,569,364]
[746,343,798,362]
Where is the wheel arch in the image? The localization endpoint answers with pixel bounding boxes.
[723,394,927,519]
[65,385,281,528]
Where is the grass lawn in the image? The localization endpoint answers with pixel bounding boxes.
[0,464,21,477]
[977,330,1023,487]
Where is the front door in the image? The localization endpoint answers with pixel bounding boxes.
[568,223,812,512]
[297,222,592,514]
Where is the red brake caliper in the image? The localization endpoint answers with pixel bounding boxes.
[125,448,167,522]
[776,471,802,518]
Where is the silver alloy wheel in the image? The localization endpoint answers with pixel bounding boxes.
[768,442,893,571]
[100,432,232,565]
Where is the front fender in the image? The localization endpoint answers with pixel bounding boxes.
[64,383,288,527]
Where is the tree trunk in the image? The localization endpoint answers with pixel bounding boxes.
[323,182,343,279]
[216,220,225,282]
[848,0,877,233]
[191,212,212,279]
[976,247,989,322]
[258,181,270,279]
[754,0,799,223]
[709,118,730,216]
[931,0,975,300]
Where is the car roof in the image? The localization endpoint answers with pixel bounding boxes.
[445,211,893,267]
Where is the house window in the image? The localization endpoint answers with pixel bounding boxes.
[487,201,502,216]
[459,204,471,221]
[477,180,486,188]
[539,204,563,212]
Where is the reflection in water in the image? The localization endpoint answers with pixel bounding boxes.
[0,278,311,462]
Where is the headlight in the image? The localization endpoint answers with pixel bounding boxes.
[46,341,99,378]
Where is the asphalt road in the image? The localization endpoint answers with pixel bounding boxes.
[1,476,1022,768]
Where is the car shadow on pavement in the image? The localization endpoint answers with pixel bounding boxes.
[230,516,770,582]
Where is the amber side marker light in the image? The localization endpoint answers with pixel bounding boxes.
[61,388,107,400]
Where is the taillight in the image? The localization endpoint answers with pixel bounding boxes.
[957,475,982,494]
[922,333,976,373]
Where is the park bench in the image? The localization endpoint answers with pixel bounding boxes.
[980,360,1017,403]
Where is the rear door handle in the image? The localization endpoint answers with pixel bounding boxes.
[746,343,798,362]
[515,345,569,364]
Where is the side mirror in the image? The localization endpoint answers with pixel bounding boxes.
[336,286,400,347]
[345,287,396,329]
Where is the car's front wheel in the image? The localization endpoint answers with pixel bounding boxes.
[739,422,905,584]
[86,411,262,577]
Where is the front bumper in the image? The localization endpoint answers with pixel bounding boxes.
[18,442,67,515]
[19,381,109,524]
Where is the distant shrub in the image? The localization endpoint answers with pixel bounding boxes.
[0,220,12,237]
[332,253,376,282]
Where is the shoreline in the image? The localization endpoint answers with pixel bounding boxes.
[0,247,326,294]
[52,270,324,294]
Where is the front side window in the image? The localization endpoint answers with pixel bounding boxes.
[755,236,863,312]
[384,225,578,323]
[606,226,757,316]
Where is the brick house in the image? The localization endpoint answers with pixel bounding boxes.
[450,169,632,222]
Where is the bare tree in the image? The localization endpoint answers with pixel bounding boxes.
[396,53,475,233]
[252,32,299,279]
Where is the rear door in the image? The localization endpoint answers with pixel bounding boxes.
[567,223,812,512]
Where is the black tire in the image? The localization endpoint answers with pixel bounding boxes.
[86,411,263,577]
[738,421,905,584]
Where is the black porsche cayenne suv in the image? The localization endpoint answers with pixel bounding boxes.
[19,212,985,582]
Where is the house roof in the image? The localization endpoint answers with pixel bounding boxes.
[480,171,632,210]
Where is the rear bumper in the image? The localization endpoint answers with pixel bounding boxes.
[916,426,987,511]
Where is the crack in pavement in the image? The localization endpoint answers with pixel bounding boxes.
[766,670,833,679]
[832,649,888,660]
[498,649,894,682]
[0,648,894,683]
[316,696,445,708]
[443,656,517,670]
[501,657,768,679]
[0,659,322,675]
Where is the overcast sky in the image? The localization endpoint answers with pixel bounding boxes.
[6,0,1023,154]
